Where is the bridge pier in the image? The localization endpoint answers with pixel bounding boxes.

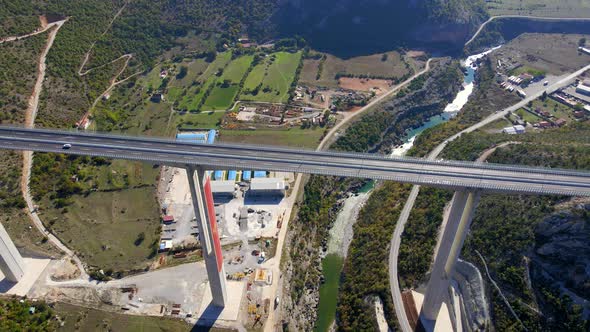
[186,166,227,308]
[0,222,25,282]
[419,190,480,330]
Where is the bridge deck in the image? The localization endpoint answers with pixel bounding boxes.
[0,127,589,196]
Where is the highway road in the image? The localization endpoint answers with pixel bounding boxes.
[388,60,590,331]
[0,127,589,196]
[465,15,590,47]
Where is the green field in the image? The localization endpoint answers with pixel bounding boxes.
[516,108,542,123]
[55,302,236,332]
[240,51,302,103]
[219,127,324,149]
[39,187,161,273]
[173,52,232,112]
[177,111,225,129]
[488,0,590,18]
[531,98,576,123]
[221,55,253,83]
[203,85,239,110]
[200,55,253,110]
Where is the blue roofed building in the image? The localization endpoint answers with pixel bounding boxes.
[176,132,207,144]
[242,171,252,181]
[227,170,237,181]
[254,171,267,178]
[207,130,217,144]
[214,170,225,180]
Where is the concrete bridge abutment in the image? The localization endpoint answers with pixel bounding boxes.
[0,222,25,282]
[419,189,481,330]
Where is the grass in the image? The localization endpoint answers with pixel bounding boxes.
[221,55,253,83]
[240,51,302,103]
[487,0,590,18]
[483,118,514,131]
[516,108,542,123]
[169,58,209,88]
[509,65,546,77]
[301,51,412,87]
[38,187,161,272]
[54,302,236,332]
[2,209,60,258]
[177,111,225,129]
[203,85,239,110]
[172,52,232,112]
[219,127,324,149]
[530,98,576,122]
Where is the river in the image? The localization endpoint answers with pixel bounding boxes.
[390,46,502,157]
[314,47,501,331]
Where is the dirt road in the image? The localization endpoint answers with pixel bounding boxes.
[3,18,90,279]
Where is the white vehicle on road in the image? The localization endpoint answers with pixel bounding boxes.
[62,143,72,149]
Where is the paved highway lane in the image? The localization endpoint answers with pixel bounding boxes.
[0,127,589,197]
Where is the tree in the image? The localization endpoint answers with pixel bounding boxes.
[135,232,146,246]
[176,66,188,80]
[579,38,586,47]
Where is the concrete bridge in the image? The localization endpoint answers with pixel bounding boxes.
[0,126,588,328]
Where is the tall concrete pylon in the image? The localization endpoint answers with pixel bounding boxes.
[0,222,25,282]
[186,166,228,307]
[419,190,480,330]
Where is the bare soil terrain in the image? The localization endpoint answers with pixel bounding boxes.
[338,77,393,93]
[491,33,590,75]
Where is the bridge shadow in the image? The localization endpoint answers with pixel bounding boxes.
[191,301,223,331]
[243,193,283,205]
[0,278,16,293]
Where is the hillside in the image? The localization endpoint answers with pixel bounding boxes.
[274,0,488,57]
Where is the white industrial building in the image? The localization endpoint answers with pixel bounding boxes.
[250,178,286,197]
[576,81,590,96]
[211,180,237,199]
[503,125,526,135]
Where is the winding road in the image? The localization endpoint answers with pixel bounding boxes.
[465,15,590,47]
[389,52,590,332]
[265,58,434,332]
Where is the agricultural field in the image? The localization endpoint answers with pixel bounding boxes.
[487,0,590,18]
[219,127,324,149]
[301,51,413,88]
[172,52,232,112]
[491,33,590,76]
[240,51,302,103]
[202,54,253,110]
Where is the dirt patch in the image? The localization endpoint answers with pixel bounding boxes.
[39,16,48,29]
[51,258,82,281]
[338,77,393,93]
[406,50,426,58]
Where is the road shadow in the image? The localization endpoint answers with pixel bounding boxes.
[191,301,223,331]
